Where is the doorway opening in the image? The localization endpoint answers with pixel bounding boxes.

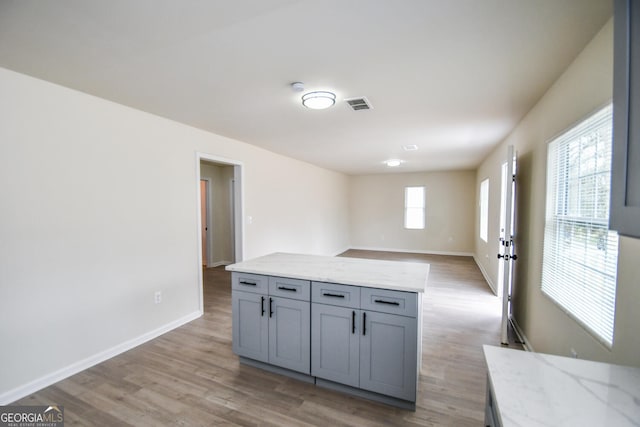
[196,153,243,313]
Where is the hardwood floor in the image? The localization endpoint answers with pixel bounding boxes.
[15,250,521,426]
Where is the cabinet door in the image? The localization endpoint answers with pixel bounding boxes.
[232,290,268,363]
[612,0,640,237]
[359,311,417,401]
[311,304,359,387]
[268,296,310,374]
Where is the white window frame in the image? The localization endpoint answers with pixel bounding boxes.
[404,186,425,230]
[541,104,618,348]
[479,178,489,242]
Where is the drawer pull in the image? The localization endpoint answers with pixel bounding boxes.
[374,299,400,306]
[352,310,356,334]
[363,312,367,336]
[239,281,257,286]
[278,286,297,292]
[323,292,345,298]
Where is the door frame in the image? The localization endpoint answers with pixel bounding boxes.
[498,145,516,345]
[497,161,508,298]
[196,152,244,313]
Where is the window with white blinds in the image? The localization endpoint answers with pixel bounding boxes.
[541,104,619,347]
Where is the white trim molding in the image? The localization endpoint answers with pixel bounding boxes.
[473,255,497,295]
[510,316,534,352]
[208,260,234,268]
[195,152,244,314]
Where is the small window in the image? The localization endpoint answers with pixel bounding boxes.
[541,104,618,347]
[480,179,489,242]
[404,186,425,229]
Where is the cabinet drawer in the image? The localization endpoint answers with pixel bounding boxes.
[311,282,360,308]
[269,276,310,301]
[232,272,269,294]
[360,288,417,317]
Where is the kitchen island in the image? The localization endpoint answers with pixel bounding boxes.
[226,253,430,409]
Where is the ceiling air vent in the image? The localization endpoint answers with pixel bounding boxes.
[345,97,372,111]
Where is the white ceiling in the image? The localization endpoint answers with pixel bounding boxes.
[0,0,612,175]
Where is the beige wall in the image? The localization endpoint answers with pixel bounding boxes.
[350,171,476,254]
[0,67,350,401]
[475,19,640,367]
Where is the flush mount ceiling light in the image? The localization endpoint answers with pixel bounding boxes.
[384,159,403,167]
[302,91,336,110]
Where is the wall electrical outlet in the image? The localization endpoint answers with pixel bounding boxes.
[154,291,162,304]
[570,348,578,358]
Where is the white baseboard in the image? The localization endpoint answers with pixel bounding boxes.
[473,255,497,295]
[208,260,233,268]
[510,316,534,352]
[347,246,474,257]
[0,310,202,405]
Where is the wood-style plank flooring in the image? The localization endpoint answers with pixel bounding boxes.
[15,250,522,426]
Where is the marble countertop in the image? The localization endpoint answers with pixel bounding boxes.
[483,345,640,427]
[225,252,430,293]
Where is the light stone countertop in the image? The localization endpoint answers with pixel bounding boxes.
[225,252,430,293]
[483,345,640,427]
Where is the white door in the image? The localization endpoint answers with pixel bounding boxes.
[498,146,517,345]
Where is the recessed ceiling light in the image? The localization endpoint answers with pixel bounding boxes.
[403,144,418,151]
[302,91,336,110]
[384,159,402,167]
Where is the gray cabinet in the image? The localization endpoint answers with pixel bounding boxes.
[311,303,360,387]
[231,272,310,375]
[311,282,418,402]
[231,272,422,407]
[268,295,310,373]
[311,282,361,387]
[360,310,417,401]
[611,0,640,237]
[232,290,268,362]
